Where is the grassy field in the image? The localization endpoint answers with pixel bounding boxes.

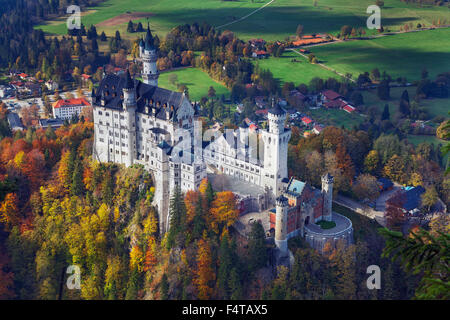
[158,67,230,101]
[311,28,450,81]
[308,107,365,129]
[361,86,450,119]
[254,50,341,86]
[35,0,450,41]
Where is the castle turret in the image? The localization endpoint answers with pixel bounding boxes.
[139,38,144,57]
[275,195,289,257]
[123,70,136,108]
[141,23,159,87]
[321,173,334,221]
[267,98,286,135]
[122,70,136,166]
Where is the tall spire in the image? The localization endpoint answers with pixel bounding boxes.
[144,22,155,50]
[125,69,134,89]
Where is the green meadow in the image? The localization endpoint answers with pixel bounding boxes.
[308,107,365,129]
[361,86,450,119]
[36,0,450,41]
[311,28,450,81]
[158,67,230,101]
[254,50,341,86]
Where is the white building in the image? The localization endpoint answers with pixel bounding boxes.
[92,24,290,234]
[52,98,90,120]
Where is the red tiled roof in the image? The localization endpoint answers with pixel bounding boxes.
[322,90,341,101]
[255,109,268,115]
[302,116,312,124]
[53,98,90,109]
[254,50,268,55]
[343,105,356,113]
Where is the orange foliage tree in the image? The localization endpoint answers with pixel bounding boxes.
[209,191,239,233]
[194,235,215,299]
[0,193,19,231]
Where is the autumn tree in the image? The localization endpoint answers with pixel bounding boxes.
[194,235,215,299]
[352,174,380,201]
[0,193,19,231]
[421,186,438,213]
[209,191,239,234]
[385,192,406,230]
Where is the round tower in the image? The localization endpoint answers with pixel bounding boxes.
[267,98,286,135]
[122,70,136,167]
[139,38,144,57]
[275,195,289,257]
[321,173,334,222]
[123,70,136,108]
[141,23,159,87]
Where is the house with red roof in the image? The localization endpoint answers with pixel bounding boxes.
[321,90,342,102]
[249,38,266,49]
[301,116,313,126]
[52,98,90,120]
[252,50,270,59]
[313,124,324,135]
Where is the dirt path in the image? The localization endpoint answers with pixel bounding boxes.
[288,48,356,83]
[216,0,275,29]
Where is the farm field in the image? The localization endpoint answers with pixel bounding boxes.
[158,67,230,101]
[311,28,450,82]
[254,50,341,86]
[308,107,365,129]
[361,86,450,119]
[35,0,450,41]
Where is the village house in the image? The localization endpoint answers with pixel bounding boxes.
[386,186,426,216]
[313,124,324,135]
[252,50,270,59]
[248,38,266,50]
[301,116,313,127]
[7,112,24,131]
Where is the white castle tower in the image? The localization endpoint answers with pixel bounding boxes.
[275,195,289,257]
[122,70,137,167]
[141,23,159,87]
[261,99,291,196]
[321,173,334,221]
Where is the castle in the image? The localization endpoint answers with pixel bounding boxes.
[92,24,352,256]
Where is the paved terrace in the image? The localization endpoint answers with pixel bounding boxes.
[304,212,352,236]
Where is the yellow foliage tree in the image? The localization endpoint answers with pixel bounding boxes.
[194,237,215,299]
[130,245,144,273]
[210,191,239,233]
